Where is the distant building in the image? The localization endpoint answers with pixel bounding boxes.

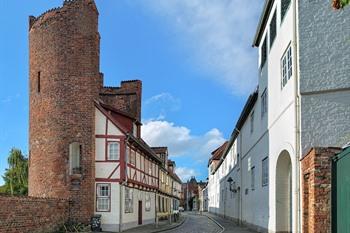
[181,177,206,211]
[198,182,208,212]
[152,148,182,220]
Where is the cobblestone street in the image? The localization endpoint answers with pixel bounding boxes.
[162,212,222,233]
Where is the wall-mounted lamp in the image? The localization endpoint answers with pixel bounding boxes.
[227,177,237,193]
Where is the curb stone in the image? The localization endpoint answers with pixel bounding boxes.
[205,215,225,233]
[152,216,187,233]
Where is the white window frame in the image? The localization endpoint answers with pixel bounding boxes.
[145,193,151,212]
[125,187,133,213]
[281,44,292,89]
[251,166,255,191]
[261,89,268,118]
[69,142,81,175]
[262,157,269,186]
[250,111,255,134]
[108,141,120,160]
[130,149,136,165]
[96,183,111,212]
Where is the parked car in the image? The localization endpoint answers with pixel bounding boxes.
[178,206,184,212]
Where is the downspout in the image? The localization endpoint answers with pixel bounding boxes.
[239,132,243,226]
[292,0,301,232]
[119,134,131,232]
[119,182,123,232]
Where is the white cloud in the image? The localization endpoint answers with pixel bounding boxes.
[137,0,264,95]
[144,92,181,120]
[141,120,226,161]
[175,167,198,182]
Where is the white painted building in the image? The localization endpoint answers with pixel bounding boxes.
[208,0,349,232]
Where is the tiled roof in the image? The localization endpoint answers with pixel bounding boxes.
[99,102,141,125]
[151,147,168,154]
[94,100,161,164]
[210,141,228,161]
[127,134,162,164]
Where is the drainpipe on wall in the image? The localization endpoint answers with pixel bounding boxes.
[236,128,242,226]
[292,0,301,232]
[119,135,131,232]
[119,184,123,232]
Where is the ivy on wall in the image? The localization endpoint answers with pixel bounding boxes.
[333,0,350,9]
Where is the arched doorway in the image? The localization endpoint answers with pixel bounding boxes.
[276,150,292,232]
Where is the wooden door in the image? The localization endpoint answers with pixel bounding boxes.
[138,201,142,225]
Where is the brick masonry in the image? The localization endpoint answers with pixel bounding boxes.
[0,194,69,233]
[28,0,101,223]
[28,0,142,224]
[301,147,341,233]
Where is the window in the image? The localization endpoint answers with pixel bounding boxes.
[281,0,291,21]
[262,157,269,186]
[269,10,277,48]
[37,72,41,93]
[261,89,268,118]
[149,161,152,175]
[130,149,136,165]
[251,166,255,190]
[125,187,133,213]
[96,184,110,212]
[108,142,120,160]
[145,159,149,174]
[281,45,292,88]
[69,142,81,174]
[260,36,267,68]
[145,193,151,211]
[250,111,254,134]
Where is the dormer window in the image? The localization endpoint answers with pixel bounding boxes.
[69,142,81,174]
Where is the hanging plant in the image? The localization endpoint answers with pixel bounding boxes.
[333,0,350,9]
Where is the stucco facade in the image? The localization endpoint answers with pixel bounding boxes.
[208,1,349,233]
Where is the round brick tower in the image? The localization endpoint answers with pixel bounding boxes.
[28,0,100,223]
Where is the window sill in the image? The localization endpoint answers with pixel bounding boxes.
[70,173,83,181]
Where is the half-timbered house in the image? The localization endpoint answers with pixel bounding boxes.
[95,101,162,232]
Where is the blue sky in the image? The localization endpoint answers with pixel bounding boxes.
[0,0,264,185]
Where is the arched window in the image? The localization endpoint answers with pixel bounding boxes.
[69,142,81,174]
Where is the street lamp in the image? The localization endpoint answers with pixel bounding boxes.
[227,177,237,193]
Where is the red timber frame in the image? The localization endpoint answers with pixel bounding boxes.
[95,105,160,190]
[126,144,159,191]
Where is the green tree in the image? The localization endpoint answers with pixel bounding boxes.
[1,148,28,195]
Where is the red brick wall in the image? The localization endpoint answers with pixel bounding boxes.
[301,147,340,233]
[28,0,100,223]
[100,80,142,121]
[0,195,69,233]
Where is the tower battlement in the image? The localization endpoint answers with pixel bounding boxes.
[29,0,98,31]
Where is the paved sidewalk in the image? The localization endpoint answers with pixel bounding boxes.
[120,215,186,233]
[203,213,257,233]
